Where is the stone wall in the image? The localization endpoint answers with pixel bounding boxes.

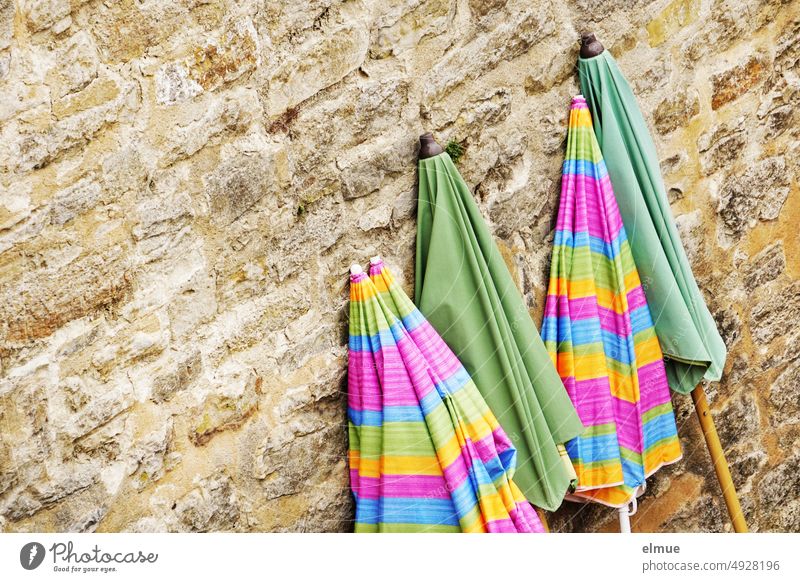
[0,0,797,533]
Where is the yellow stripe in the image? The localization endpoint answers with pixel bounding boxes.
[548,278,633,315]
[633,335,664,367]
[574,484,634,507]
[608,368,639,403]
[572,108,593,127]
[370,271,393,292]
[624,269,641,291]
[357,456,444,478]
[643,439,682,471]
[574,463,624,487]
[571,351,610,380]
[350,280,378,301]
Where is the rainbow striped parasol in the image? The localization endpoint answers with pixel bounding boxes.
[347,257,543,532]
[541,96,682,508]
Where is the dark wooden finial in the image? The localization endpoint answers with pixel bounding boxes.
[418,133,444,160]
[580,32,605,58]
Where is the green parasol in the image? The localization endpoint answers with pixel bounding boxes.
[578,50,727,395]
[576,36,745,533]
[415,139,585,512]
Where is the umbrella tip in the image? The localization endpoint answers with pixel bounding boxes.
[419,133,444,160]
[370,255,382,265]
[349,263,363,275]
[580,32,605,58]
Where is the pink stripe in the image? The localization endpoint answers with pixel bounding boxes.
[353,474,451,500]
[562,375,617,425]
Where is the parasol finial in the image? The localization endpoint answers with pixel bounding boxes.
[580,32,605,58]
[418,133,444,160]
[350,263,363,275]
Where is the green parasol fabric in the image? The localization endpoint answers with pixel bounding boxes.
[415,152,585,511]
[577,51,727,394]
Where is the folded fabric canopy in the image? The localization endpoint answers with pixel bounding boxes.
[415,152,585,512]
[347,257,543,532]
[577,51,727,394]
[541,96,682,508]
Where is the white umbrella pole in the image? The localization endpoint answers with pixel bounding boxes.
[617,498,637,533]
[618,506,631,533]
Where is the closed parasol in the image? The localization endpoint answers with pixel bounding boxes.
[577,47,726,394]
[576,35,745,532]
[541,95,682,511]
[347,256,544,532]
[415,141,585,512]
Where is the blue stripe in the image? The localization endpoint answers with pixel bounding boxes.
[354,497,461,526]
[566,432,622,463]
[552,229,627,261]
[541,316,639,365]
[347,309,438,353]
[629,305,655,335]
[562,158,609,180]
[642,412,679,443]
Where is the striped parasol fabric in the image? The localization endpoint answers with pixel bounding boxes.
[541,96,682,508]
[347,256,544,532]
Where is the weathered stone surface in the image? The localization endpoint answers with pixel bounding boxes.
[653,89,700,134]
[743,242,785,292]
[150,352,202,403]
[128,419,178,491]
[758,452,800,532]
[50,178,103,225]
[370,0,455,59]
[0,1,13,52]
[190,372,261,446]
[47,32,100,99]
[204,147,290,226]
[1,246,132,347]
[266,23,369,116]
[729,448,767,491]
[711,55,768,110]
[716,157,790,240]
[647,0,701,47]
[155,64,204,106]
[715,306,742,350]
[749,281,800,344]
[20,0,71,33]
[1,0,798,535]
[769,360,800,427]
[674,210,704,263]
[422,5,555,102]
[716,391,760,449]
[698,117,746,175]
[156,18,260,105]
[175,471,240,532]
[338,138,415,200]
[661,494,727,533]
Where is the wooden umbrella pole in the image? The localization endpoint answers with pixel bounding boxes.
[691,385,748,532]
[536,508,551,532]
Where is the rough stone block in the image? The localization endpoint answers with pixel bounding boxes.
[743,242,785,292]
[749,280,800,344]
[769,359,800,426]
[646,0,701,47]
[190,373,262,446]
[267,24,369,116]
[716,156,790,240]
[370,0,455,59]
[711,56,768,110]
[653,89,699,134]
